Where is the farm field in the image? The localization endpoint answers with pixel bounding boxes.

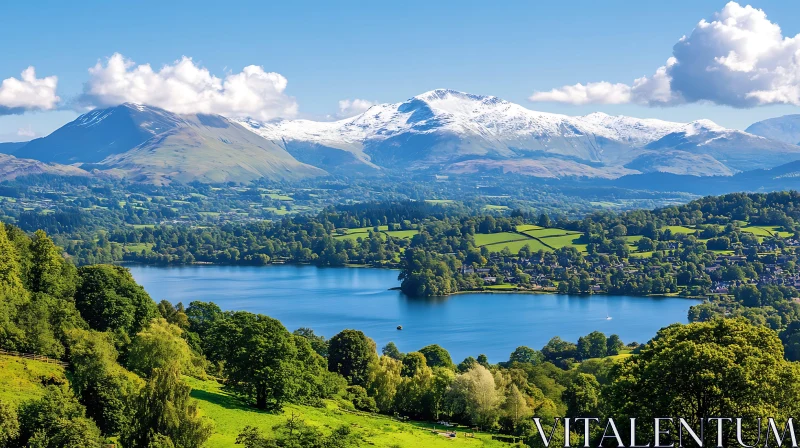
[185,377,504,448]
[473,232,529,246]
[741,225,793,239]
[524,228,581,239]
[484,238,550,253]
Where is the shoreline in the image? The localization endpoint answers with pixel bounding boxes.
[121,261,705,301]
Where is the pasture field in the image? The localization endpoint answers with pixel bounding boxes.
[741,225,793,238]
[473,232,529,246]
[540,234,588,252]
[662,225,696,234]
[185,377,505,448]
[384,230,419,239]
[484,238,550,253]
[524,228,581,239]
[515,224,543,232]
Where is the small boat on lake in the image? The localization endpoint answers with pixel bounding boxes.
[606,314,612,320]
[397,325,403,330]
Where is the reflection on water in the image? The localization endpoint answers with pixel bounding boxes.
[128,264,697,363]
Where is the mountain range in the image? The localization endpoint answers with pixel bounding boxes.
[3,89,800,184]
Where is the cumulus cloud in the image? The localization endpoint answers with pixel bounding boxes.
[337,98,376,117]
[530,2,800,107]
[0,67,59,115]
[79,53,298,120]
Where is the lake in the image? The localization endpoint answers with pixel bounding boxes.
[128,264,697,363]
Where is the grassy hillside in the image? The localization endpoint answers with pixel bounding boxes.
[102,115,326,185]
[0,354,67,405]
[185,377,507,448]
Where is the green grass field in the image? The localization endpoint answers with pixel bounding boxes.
[0,355,67,406]
[484,238,550,253]
[741,225,793,238]
[473,232,529,246]
[515,224,542,232]
[524,228,581,239]
[186,377,504,448]
[662,225,696,234]
[384,230,419,239]
[540,234,588,253]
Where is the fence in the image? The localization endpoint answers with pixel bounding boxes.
[0,349,69,368]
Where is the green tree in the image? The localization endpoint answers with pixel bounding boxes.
[400,352,427,378]
[127,318,198,377]
[606,334,624,356]
[293,327,328,358]
[327,329,377,387]
[208,312,300,410]
[605,318,800,446]
[0,400,19,447]
[381,342,403,360]
[65,328,142,436]
[74,265,157,337]
[562,373,600,417]
[508,346,544,365]
[17,386,103,448]
[28,230,76,299]
[122,365,213,448]
[418,344,453,369]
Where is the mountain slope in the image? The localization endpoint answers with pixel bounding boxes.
[15,104,184,163]
[746,115,800,145]
[0,153,90,180]
[643,120,800,172]
[10,104,326,184]
[241,89,799,178]
[102,114,326,184]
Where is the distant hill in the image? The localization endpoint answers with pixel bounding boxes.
[0,142,28,154]
[10,104,326,184]
[238,89,800,178]
[746,114,800,145]
[0,153,90,181]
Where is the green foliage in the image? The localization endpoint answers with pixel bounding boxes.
[380,342,403,360]
[418,344,453,369]
[207,312,324,410]
[127,318,199,377]
[122,365,214,448]
[17,385,103,448]
[65,328,142,436]
[236,414,359,448]
[605,318,800,446]
[327,329,377,387]
[0,400,19,447]
[507,346,544,365]
[292,327,328,358]
[74,265,157,337]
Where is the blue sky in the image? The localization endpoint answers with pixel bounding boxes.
[1,0,799,141]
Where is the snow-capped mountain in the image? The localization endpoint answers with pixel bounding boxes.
[746,115,800,146]
[238,89,800,178]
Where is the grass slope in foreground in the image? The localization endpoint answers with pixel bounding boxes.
[186,377,506,448]
[0,354,67,405]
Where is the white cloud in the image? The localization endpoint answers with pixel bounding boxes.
[79,53,298,120]
[17,125,36,138]
[337,98,376,117]
[529,82,631,105]
[0,67,59,115]
[530,2,800,108]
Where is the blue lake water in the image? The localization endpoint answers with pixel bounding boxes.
[128,264,697,363]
